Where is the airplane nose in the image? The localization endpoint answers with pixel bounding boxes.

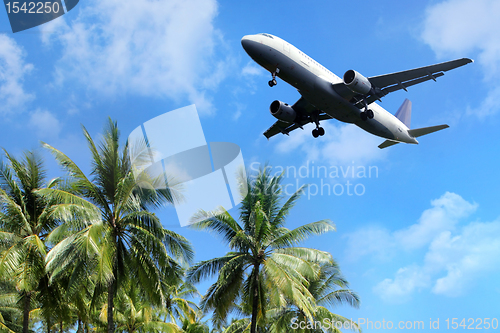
[241,35,252,50]
[241,35,259,56]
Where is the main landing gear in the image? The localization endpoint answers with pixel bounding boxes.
[360,109,374,121]
[359,98,374,121]
[268,69,279,87]
[312,127,325,138]
[311,111,325,138]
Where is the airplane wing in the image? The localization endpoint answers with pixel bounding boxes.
[333,58,473,106]
[264,97,331,138]
[264,113,331,138]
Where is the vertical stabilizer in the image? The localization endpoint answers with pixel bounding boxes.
[395,99,412,128]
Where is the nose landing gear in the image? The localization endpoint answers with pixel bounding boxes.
[268,69,279,87]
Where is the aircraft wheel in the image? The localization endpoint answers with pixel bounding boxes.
[312,128,319,138]
[268,80,275,87]
[318,127,325,136]
[272,79,277,85]
[360,112,368,121]
[367,109,374,119]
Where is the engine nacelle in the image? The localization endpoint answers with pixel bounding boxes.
[269,100,296,123]
[343,70,372,95]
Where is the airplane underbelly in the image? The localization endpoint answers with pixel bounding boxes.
[264,52,365,124]
[355,118,396,140]
[308,76,359,123]
[276,58,313,90]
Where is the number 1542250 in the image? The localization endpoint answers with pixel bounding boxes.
[5,2,61,14]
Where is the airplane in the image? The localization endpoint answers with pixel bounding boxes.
[241,33,473,148]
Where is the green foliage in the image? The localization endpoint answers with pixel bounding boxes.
[0,150,58,333]
[187,167,338,333]
[41,119,194,332]
[0,120,360,333]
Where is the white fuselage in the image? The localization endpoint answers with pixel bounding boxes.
[241,33,418,143]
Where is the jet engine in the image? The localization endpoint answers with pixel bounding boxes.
[270,100,296,123]
[343,70,372,95]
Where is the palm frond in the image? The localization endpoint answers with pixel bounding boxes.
[269,220,336,249]
[41,142,110,214]
[187,253,246,284]
[190,210,242,246]
[274,247,333,265]
[317,289,361,309]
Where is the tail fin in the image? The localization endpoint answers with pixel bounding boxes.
[408,124,449,138]
[395,99,412,128]
[378,100,449,149]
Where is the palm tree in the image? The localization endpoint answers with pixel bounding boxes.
[180,315,209,333]
[187,168,336,333]
[109,281,183,333]
[40,119,194,333]
[36,274,73,333]
[101,276,205,333]
[160,278,199,327]
[0,150,60,333]
[0,276,22,333]
[268,261,361,332]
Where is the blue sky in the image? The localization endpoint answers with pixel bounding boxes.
[1,0,500,331]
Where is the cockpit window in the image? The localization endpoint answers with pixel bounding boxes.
[259,33,274,39]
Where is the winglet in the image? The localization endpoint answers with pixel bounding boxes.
[394,99,412,128]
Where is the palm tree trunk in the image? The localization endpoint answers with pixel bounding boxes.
[23,292,31,333]
[77,318,83,333]
[107,280,115,333]
[250,264,260,333]
[108,231,117,333]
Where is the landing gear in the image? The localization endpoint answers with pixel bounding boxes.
[268,69,279,87]
[312,127,325,138]
[359,98,374,121]
[360,109,374,121]
[310,111,325,138]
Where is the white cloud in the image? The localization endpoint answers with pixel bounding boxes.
[376,220,500,301]
[421,0,500,117]
[274,122,388,167]
[350,192,500,302]
[318,123,388,166]
[44,0,229,115]
[428,221,500,296]
[394,192,477,250]
[374,265,431,304]
[345,192,476,262]
[0,35,34,114]
[29,109,62,139]
[241,61,264,77]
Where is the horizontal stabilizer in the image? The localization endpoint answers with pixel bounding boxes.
[378,140,400,149]
[408,124,449,138]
